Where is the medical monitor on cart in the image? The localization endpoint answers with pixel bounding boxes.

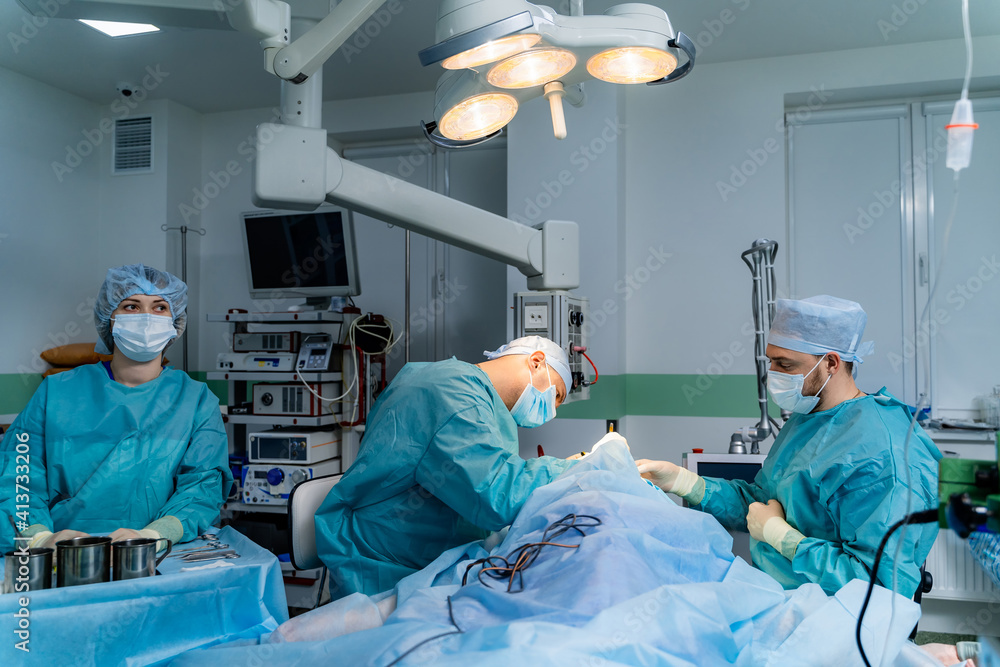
[241,206,361,308]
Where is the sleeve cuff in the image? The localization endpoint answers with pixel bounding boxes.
[762,516,805,561]
[145,516,183,545]
[672,467,706,505]
[27,530,54,549]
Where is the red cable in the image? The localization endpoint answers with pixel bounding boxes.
[581,351,598,385]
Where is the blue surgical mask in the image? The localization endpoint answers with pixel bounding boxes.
[112,313,177,362]
[510,361,557,428]
[767,355,832,414]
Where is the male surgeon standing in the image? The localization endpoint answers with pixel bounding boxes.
[638,296,941,596]
[314,335,577,599]
[0,264,232,552]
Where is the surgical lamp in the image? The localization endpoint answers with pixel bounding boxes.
[419,1,695,145]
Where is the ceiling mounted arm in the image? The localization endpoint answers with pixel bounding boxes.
[228,0,390,82]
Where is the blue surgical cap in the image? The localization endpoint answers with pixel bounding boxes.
[768,295,875,364]
[483,335,572,390]
[94,264,188,355]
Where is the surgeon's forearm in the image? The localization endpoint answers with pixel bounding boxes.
[694,478,765,532]
[791,537,916,596]
[157,469,227,542]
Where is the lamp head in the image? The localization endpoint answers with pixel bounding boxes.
[422,2,696,144]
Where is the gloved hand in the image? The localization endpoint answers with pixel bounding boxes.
[635,460,705,504]
[747,499,804,560]
[746,499,785,541]
[29,529,91,549]
[110,527,160,542]
[590,431,629,453]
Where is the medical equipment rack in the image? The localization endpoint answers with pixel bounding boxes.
[206,310,377,515]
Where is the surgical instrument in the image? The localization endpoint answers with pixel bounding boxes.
[173,542,228,553]
[181,551,241,563]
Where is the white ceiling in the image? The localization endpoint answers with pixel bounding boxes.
[1,0,999,114]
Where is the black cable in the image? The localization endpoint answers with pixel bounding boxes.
[856,508,939,667]
[462,514,602,592]
[384,596,463,666]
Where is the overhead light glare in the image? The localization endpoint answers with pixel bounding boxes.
[487,48,577,89]
[587,47,676,84]
[442,34,541,70]
[78,19,160,37]
[439,93,518,141]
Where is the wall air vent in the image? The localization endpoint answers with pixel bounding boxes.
[113,116,153,174]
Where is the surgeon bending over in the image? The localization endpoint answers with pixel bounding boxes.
[315,336,577,599]
[0,264,232,552]
[638,296,940,596]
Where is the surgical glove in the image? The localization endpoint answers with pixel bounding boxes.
[110,527,160,542]
[747,500,804,560]
[591,431,629,453]
[635,460,705,504]
[30,529,91,549]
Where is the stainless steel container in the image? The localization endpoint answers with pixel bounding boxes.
[112,538,172,580]
[56,536,111,587]
[3,548,53,593]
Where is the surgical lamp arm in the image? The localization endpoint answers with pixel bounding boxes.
[228,0,388,82]
[253,123,580,290]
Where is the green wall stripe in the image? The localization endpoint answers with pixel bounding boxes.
[555,374,626,419]
[0,371,228,416]
[557,374,769,419]
[0,374,43,418]
[626,374,766,418]
[0,372,769,420]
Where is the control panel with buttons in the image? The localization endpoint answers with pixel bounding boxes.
[241,459,342,505]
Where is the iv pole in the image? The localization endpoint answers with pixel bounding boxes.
[161,224,206,372]
[729,238,780,454]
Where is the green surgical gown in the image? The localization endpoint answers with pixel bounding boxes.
[0,363,232,551]
[314,359,574,599]
[694,388,941,596]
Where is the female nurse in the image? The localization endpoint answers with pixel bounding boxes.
[1,264,232,551]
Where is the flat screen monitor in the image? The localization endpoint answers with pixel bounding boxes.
[683,453,766,486]
[241,206,361,301]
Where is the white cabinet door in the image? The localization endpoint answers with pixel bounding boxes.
[787,105,916,401]
[921,98,1000,419]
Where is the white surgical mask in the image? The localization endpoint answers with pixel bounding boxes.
[767,355,832,414]
[509,360,557,428]
[112,313,177,362]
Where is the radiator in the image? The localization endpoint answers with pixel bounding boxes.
[924,530,1000,602]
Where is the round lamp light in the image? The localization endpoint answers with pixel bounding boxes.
[487,48,577,89]
[442,34,541,70]
[439,93,519,140]
[587,47,677,84]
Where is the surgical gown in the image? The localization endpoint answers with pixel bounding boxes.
[314,358,573,599]
[693,388,941,597]
[0,363,232,551]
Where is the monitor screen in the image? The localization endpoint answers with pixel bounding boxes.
[694,462,761,484]
[241,207,361,298]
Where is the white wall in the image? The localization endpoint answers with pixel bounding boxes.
[0,68,208,387]
[194,91,507,376]
[506,35,1000,462]
[0,66,102,378]
[624,35,1000,378]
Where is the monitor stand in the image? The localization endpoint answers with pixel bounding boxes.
[305,296,332,310]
